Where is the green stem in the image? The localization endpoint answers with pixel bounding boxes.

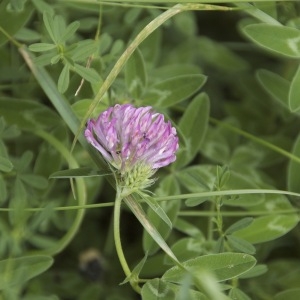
[114,189,141,293]
[179,208,299,217]
[1,205,298,217]
[155,188,300,201]
[215,197,223,235]
[0,26,23,48]
[1,190,299,214]
[207,201,215,242]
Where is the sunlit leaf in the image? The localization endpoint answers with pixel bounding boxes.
[73,64,101,83]
[174,218,204,238]
[141,278,177,300]
[226,235,256,255]
[34,52,56,66]
[242,24,300,58]
[50,54,60,64]
[58,64,70,93]
[233,214,299,244]
[58,20,80,43]
[164,237,206,265]
[179,165,216,194]
[226,218,254,234]
[52,14,65,44]
[144,74,206,108]
[70,39,98,61]
[141,277,210,300]
[163,253,256,283]
[176,93,210,168]
[239,264,268,279]
[71,98,107,119]
[256,69,290,109]
[29,43,56,52]
[43,11,56,43]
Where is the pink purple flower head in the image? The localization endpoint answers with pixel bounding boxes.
[85,104,179,180]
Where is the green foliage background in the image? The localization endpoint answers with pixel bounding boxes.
[1,0,300,299]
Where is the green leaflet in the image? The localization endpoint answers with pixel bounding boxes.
[0,255,53,290]
[233,214,299,244]
[242,24,300,58]
[163,252,256,283]
[144,74,207,108]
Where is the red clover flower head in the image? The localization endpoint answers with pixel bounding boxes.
[85,104,179,191]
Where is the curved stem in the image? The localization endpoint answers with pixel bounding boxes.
[114,189,141,293]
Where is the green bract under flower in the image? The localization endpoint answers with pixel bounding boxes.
[85,104,179,191]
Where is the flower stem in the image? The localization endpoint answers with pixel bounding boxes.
[114,189,141,293]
